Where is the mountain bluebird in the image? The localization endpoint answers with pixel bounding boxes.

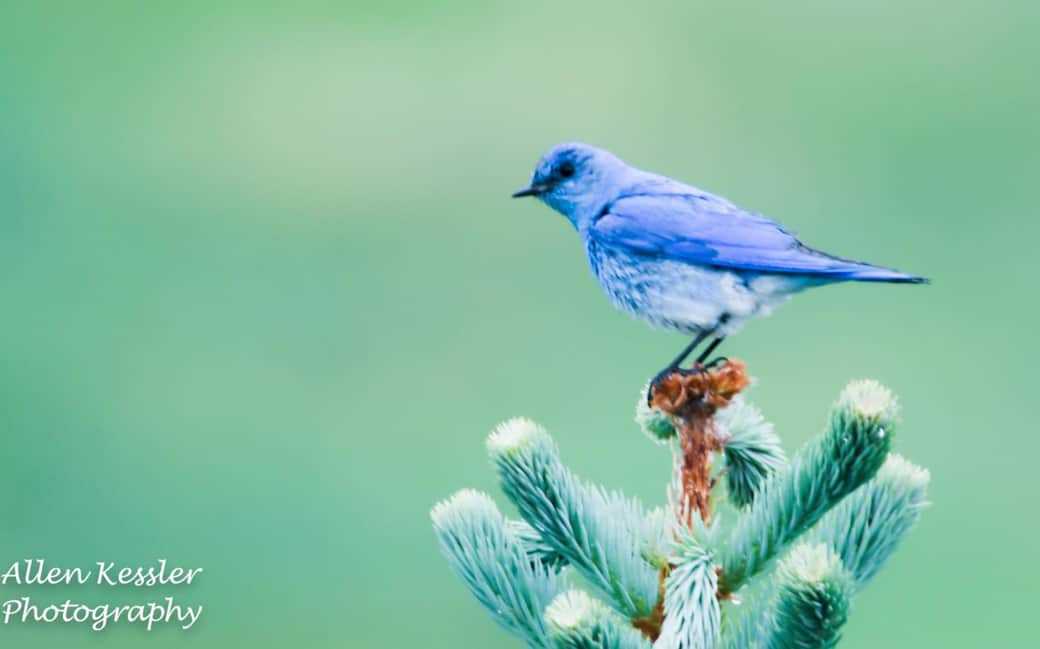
[512,142,926,386]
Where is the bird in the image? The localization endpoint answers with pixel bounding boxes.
[511,142,926,390]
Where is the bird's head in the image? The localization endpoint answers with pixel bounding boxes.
[513,143,629,229]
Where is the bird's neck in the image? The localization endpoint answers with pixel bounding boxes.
[540,164,657,231]
[566,169,653,233]
[572,200,612,233]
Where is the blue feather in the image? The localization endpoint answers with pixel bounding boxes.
[590,192,926,284]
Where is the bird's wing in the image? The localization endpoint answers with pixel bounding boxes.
[589,192,923,282]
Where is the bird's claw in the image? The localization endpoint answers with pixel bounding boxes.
[647,364,706,405]
[702,356,729,370]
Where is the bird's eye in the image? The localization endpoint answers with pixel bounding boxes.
[558,161,575,178]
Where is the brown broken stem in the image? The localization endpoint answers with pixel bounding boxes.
[632,360,750,641]
[650,360,750,526]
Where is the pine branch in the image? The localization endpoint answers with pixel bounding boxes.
[719,380,896,594]
[509,520,570,572]
[810,454,930,588]
[433,366,929,649]
[763,544,854,649]
[431,489,563,648]
[654,531,720,649]
[640,506,674,571]
[546,590,653,649]
[716,396,786,508]
[488,418,661,619]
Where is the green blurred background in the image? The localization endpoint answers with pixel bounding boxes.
[1,1,1035,647]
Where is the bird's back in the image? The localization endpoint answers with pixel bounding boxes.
[585,172,926,285]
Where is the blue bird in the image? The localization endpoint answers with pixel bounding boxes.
[512,142,926,388]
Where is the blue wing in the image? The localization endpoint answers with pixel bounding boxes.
[589,192,925,283]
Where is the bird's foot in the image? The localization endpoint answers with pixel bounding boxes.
[702,356,729,370]
[648,364,706,405]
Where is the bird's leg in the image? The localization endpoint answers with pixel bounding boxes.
[648,330,712,402]
[695,336,727,367]
[664,330,712,372]
[648,315,734,404]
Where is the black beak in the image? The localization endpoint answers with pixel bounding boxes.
[512,184,547,198]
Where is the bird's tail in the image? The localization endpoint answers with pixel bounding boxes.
[844,265,929,284]
[803,245,929,284]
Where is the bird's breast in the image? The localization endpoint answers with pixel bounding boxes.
[584,239,799,335]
